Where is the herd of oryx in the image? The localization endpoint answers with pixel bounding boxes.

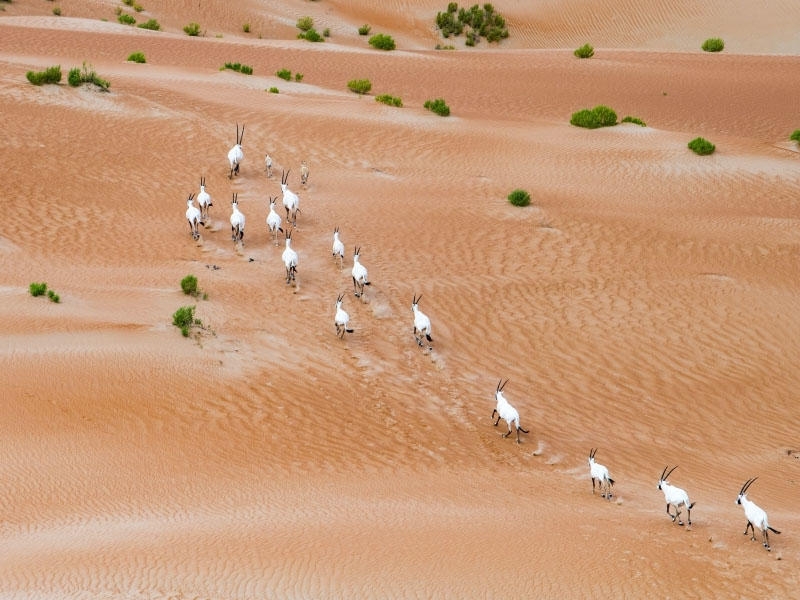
[185,124,782,554]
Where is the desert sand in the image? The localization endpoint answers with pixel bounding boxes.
[1,0,799,597]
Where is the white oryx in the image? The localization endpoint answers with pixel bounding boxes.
[300,160,309,185]
[411,294,433,350]
[351,246,371,299]
[266,196,282,246]
[737,478,781,551]
[185,193,203,241]
[334,292,354,338]
[492,379,530,444]
[265,153,273,178]
[229,193,245,243]
[588,448,615,500]
[197,176,212,222]
[332,226,345,269]
[281,227,298,285]
[657,466,695,528]
[227,123,244,179]
[280,169,300,227]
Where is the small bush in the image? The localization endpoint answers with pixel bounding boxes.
[570,105,617,129]
[172,305,197,337]
[268,87,279,93]
[358,24,371,35]
[435,2,508,44]
[701,37,724,52]
[118,13,135,25]
[242,23,250,33]
[688,137,715,155]
[435,44,455,50]
[369,33,396,50]
[122,0,134,5]
[137,19,160,30]
[133,2,143,11]
[26,65,61,86]
[424,98,450,116]
[294,72,304,82]
[68,67,81,86]
[47,290,60,303]
[29,282,48,297]
[323,28,330,37]
[183,22,201,36]
[276,68,291,81]
[181,274,199,296]
[68,62,110,90]
[52,6,61,15]
[789,130,800,144]
[223,62,253,75]
[298,28,323,42]
[574,43,594,58]
[621,115,646,127]
[375,94,403,107]
[507,189,531,207]
[296,16,313,32]
[347,78,372,94]
[127,51,146,63]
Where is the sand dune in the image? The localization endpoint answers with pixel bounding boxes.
[1,0,799,597]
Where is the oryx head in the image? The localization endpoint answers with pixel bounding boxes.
[658,466,678,490]
[412,293,422,311]
[737,477,758,505]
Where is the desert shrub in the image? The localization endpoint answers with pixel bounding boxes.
[347,78,372,94]
[127,51,146,63]
[323,28,330,37]
[133,2,143,11]
[369,33,396,50]
[26,65,61,86]
[435,44,455,50]
[242,23,250,33]
[789,130,800,144]
[298,28,323,42]
[276,68,291,81]
[702,37,724,52]
[435,2,507,44]
[424,98,450,116]
[294,72,304,82]
[138,19,160,30]
[688,137,715,155]
[375,94,403,107]
[181,274,199,296]
[172,305,198,337]
[122,0,134,5]
[507,189,531,207]
[358,24,371,35]
[68,62,110,90]
[183,22,201,36]
[118,13,135,25]
[47,290,60,303]
[29,282,48,297]
[621,115,646,126]
[296,16,313,32]
[223,62,253,74]
[52,6,61,15]
[268,87,279,93]
[570,105,617,128]
[574,43,594,58]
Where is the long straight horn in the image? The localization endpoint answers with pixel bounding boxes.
[741,477,758,495]
[416,294,422,304]
[660,466,669,481]
[496,379,503,393]
[235,123,239,143]
[239,124,245,144]
[499,379,508,392]
[590,448,596,459]
[665,466,678,480]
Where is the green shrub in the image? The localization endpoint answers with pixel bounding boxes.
[276,68,291,81]
[294,72,304,82]
[296,16,313,32]
[181,274,199,296]
[375,94,403,107]
[435,44,455,50]
[701,37,724,52]
[323,28,330,37]
[424,97,450,116]
[347,78,372,94]
[242,23,250,33]
[133,2,143,11]
[137,19,160,30]
[574,43,594,58]
[68,67,82,86]
[122,0,134,5]
[172,305,198,337]
[127,51,146,63]
[570,105,617,129]
[789,130,800,144]
[298,28,323,42]
[183,22,201,36]
[52,6,61,15]
[621,115,646,127]
[688,137,715,155]
[223,62,253,75]
[507,189,531,207]
[369,33,396,50]
[358,24,371,35]
[68,62,110,90]
[435,2,507,44]
[26,65,62,86]
[268,87,279,93]
[118,13,135,25]
[47,290,60,303]
[29,282,48,297]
